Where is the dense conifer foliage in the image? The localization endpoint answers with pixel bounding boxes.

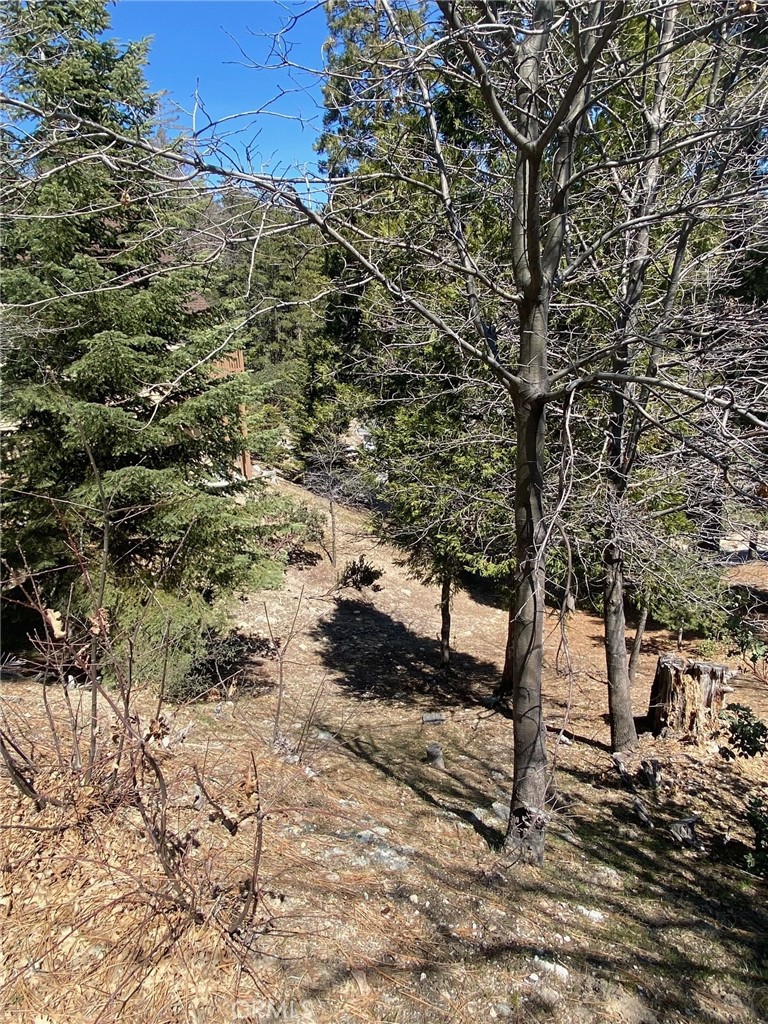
[0,0,318,659]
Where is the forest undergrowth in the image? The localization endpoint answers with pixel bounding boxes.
[1,483,766,1024]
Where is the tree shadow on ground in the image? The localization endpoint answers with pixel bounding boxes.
[309,597,500,707]
[329,730,505,848]
[309,726,768,1024]
[561,729,612,753]
[635,633,677,656]
[456,569,509,610]
[590,631,676,658]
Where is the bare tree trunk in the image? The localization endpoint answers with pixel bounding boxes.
[505,302,549,866]
[749,528,759,560]
[628,595,650,686]
[603,368,639,754]
[329,497,337,568]
[604,545,639,752]
[603,323,639,753]
[440,576,451,667]
[82,437,108,782]
[498,583,515,700]
[598,5,683,756]
[698,488,724,552]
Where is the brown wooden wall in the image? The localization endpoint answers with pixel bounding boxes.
[211,350,253,480]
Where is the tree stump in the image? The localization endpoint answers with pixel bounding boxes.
[647,654,735,739]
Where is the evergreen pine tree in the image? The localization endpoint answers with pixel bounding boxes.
[0,0,318,664]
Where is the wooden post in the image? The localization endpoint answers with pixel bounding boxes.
[647,654,735,739]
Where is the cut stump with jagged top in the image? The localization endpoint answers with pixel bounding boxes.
[647,654,735,739]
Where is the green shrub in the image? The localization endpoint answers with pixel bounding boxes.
[338,555,383,590]
[745,797,768,877]
[698,637,723,660]
[721,704,768,758]
[726,601,768,674]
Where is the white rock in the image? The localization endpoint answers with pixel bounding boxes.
[492,800,512,822]
[576,905,605,923]
[535,984,563,1008]
[590,866,623,889]
[534,958,569,982]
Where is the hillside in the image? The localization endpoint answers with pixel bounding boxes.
[1,482,766,1024]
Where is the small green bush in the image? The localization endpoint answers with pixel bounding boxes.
[726,603,768,674]
[338,555,383,590]
[698,638,722,660]
[721,704,768,758]
[745,797,768,877]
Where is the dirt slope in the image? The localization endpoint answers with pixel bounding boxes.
[1,482,766,1024]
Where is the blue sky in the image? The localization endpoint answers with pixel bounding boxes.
[108,1,329,173]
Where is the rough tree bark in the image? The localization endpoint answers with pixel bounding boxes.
[628,595,650,686]
[439,576,451,667]
[505,301,550,865]
[604,547,638,752]
[498,577,515,700]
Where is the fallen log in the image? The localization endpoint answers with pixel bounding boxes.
[421,712,446,726]
[647,654,735,740]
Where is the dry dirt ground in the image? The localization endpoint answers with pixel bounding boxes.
[1,482,767,1024]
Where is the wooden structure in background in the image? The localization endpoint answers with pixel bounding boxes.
[185,293,253,481]
[214,350,246,376]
